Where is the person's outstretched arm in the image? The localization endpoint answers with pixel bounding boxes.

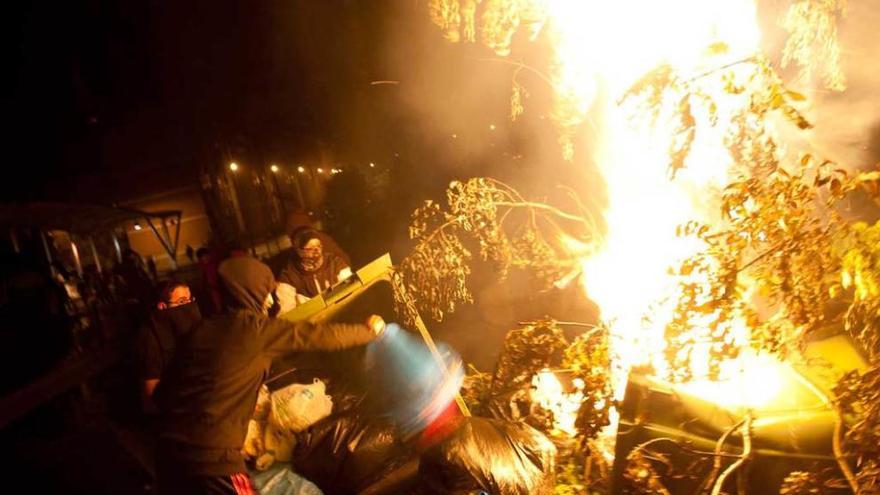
[262,315,385,355]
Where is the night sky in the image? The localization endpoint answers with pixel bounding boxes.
[4,1,421,202]
[5,1,878,205]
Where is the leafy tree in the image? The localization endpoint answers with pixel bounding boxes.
[417,0,878,493]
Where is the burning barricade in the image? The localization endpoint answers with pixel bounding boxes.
[243,256,559,495]
[246,251,869,495]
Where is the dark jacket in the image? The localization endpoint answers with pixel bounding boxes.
[135,302,202,380]
[278,252,349,298]
[154,257,375,475]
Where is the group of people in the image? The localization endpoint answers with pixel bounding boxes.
[133,227,380,495]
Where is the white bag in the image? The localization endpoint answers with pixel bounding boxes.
[247,379,334,471]
[269,378,333,433]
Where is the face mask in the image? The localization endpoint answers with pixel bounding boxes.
[298,251,324,272]
[157,302,202,337]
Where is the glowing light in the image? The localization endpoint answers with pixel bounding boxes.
[677,352,785,410]
[451,134,458,139]
[270,164,279,173]
[541,0,763,394]
[531,370,585,437]
[369,162,375,168]
[489,124,496,131]
[133,223,142,231]
[297,166,305,173]
[316,168,324,174]
[229,162,239,172]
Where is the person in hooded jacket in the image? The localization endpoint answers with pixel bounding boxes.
[153,256,385,495]
[135,280,202,413]
[277,227,351,298]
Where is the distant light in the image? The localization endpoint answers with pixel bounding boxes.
[297,166,305,173]
[133,223,142,231]
[270,164,279,173]
[229,162,239,172]
[330,168,340,174]
[369,162,375,168]
[317,168,324,174]
[452,133,458,139]
[489,124,496,131]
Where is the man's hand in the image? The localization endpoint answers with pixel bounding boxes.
[366,315,386,336]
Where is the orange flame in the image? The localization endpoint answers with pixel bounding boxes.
[531,0,789,437]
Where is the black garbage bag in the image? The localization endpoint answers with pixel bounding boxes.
[417,417,557,495]
[291,411,420,495]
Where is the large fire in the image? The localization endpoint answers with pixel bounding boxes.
[533,0,788,434]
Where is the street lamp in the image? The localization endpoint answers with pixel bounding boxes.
[229,162,239,172]
[369,162,375,168]
[297,166,306,173]
[317,168,324,174]
[270,164,279,173]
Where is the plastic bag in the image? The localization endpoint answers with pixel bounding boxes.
[417,417,557,495]
[291,411,419,494]
[245,380,335,471]
[250,463,324,495]
[271,378,334,433]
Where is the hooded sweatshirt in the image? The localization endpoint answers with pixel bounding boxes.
[278,251,349,298]
[154,257,376,476]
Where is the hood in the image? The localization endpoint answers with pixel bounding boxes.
[218,257,276,312]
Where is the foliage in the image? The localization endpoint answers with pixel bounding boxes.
[621,449,672,495]
[428,0,548,55]
[780,467,850,494]
[781,0,848,91]
[423,1,880,494]
[554,441,610,495]
[460,363,493,413]
[833,361,880,493]
[620,56,811,178]
[615,48,880,383]
[461,320,614,494]
[563,327,613,439]
[479,320,569,424]
[464,320,613,441]
[393,177,587,323]
[624,33,880,494]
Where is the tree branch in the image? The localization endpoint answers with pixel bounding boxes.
[789,367,861,494]
[833,406,861,495]
[495,201,586,223]
[710,413,752,495]
[471,57,556,89]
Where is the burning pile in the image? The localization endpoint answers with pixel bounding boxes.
[427,0,849,421]
[418,0,880,492]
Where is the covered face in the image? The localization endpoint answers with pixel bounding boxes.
[296,237,324,272]
[155,300,202,337]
